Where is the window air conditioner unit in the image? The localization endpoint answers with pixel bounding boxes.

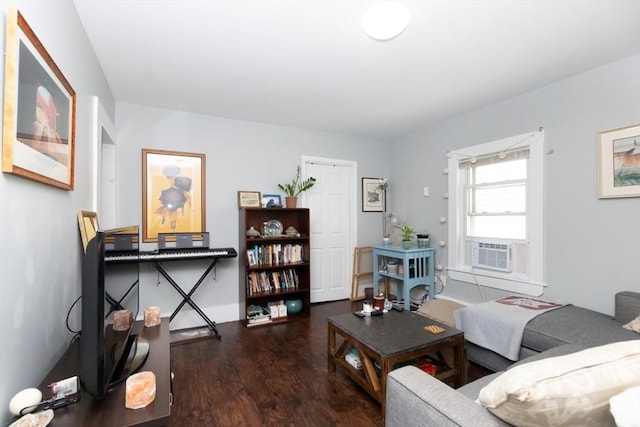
[471,241,512,272]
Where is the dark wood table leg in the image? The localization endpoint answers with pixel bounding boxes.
[328,323,336,372]
[454,335,466,387]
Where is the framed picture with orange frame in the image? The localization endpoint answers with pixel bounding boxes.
[142,148,206,242]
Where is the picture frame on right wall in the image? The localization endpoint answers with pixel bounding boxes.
[362,177,385,212]
[597,123,640,198]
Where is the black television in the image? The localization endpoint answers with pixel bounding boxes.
[80,227,149,398]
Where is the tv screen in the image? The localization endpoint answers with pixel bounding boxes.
[80,227,147,398]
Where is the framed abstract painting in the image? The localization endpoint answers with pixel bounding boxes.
[142,149,206,242]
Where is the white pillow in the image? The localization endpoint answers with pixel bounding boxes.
[623,314,640,333]
[610,386,640,427]
[477,340,640,427]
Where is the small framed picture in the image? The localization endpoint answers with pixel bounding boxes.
[597,123,640,198]
[238,191,261,208]
[362,177,385,212]
[262,194,282,208]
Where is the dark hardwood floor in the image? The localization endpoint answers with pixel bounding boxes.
[169,299,491,426]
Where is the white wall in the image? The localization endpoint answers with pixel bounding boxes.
[0,1,115,424]
[391,54,640,315]
[114,102,389,328]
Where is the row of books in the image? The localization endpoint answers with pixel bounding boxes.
[247,269,299,295]
[246,243,304,267]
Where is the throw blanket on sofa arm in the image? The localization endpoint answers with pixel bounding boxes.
[454,296,565,361]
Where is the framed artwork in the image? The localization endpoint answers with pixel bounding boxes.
[77,210,99,254]
[362,177,385,212]
[261,194,282,208]
[238,191,261,208]
[597,124,640,198]
[2,8,76,190]
[142,149,206,242]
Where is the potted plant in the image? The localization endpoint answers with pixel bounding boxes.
[399,224,415,249]
[278,165,316,208]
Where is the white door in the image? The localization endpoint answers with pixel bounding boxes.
[302,157,356,302]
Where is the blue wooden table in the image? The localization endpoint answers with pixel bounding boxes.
[372,245,435,309]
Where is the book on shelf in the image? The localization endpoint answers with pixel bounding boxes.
[247,315,272,326]
[267,301,287,319]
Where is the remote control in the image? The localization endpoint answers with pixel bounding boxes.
[353,311,365,318]
[371,310,383,316]
[392,303,404,312]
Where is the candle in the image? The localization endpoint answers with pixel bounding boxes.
[373,294,385,311]
[144,306,161,327]
[113,310,133,331]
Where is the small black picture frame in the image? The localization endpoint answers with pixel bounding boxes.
[362,177,385,212]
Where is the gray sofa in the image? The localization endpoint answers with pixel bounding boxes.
[385,291,640,427]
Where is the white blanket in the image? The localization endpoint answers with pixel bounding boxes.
[453,296,564,361]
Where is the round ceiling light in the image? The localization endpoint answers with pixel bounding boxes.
[362,2,411,42]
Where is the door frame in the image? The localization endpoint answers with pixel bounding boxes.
[91,96,117,228]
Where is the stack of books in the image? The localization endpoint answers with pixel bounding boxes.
[247,305,271,327]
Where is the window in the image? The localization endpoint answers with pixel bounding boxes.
[464,149,528,240]
[447,130,545,296]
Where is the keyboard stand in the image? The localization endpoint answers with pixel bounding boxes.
[106,247,238,343]
[152,258,222,340]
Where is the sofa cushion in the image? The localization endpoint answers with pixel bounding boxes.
[457,372,501,400]
[507,344,585,369]
[477,340,640,427]
[523,305,638,351]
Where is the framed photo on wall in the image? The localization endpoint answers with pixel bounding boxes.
[362,177,385,212]
[142,149,206,242]
[597,123,640,198]
[2,7,76,190]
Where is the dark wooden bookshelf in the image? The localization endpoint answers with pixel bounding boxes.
[239,208,311,327]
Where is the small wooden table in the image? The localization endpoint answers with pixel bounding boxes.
[36,319,171,427]
[327,310,465,420]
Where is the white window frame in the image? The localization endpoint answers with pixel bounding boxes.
[447,129,545,296]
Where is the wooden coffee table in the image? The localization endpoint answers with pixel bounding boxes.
[327,310,465,419]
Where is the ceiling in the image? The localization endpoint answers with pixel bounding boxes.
[73,1,640,140]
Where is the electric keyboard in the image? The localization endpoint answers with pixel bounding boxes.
[105,247,237,264]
